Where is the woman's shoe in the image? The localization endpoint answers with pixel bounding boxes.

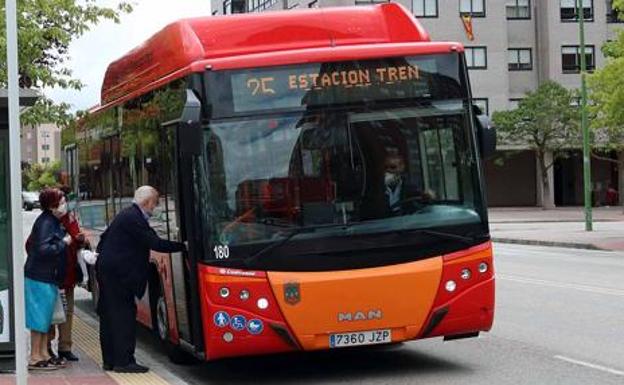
[28,360,59,371]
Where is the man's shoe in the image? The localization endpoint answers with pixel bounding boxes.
[58,351,79,361]
[103,364,113,371]
[113,363,149,373]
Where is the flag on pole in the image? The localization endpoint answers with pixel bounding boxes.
[461,14,475,41]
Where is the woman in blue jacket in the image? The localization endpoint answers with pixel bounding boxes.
[24,188,72,370]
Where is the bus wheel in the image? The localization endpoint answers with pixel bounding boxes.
[150,277,195,365]
[156,294,168,341]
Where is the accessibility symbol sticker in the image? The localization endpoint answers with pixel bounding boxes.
[213,311,230,328]
[231,315,246,331]
[247,319,264,335]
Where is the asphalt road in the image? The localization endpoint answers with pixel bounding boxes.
[22,210,624,384]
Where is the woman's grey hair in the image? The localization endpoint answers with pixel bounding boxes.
[134,185,158,205]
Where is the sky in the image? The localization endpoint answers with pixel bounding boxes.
[45,0,212,112]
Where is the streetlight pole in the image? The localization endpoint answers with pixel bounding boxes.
[578,0,592,231]
[5,0,28,384]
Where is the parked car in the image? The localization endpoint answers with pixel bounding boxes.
[22,191,40,211]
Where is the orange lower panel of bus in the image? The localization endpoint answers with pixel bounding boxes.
[197,241,494,360]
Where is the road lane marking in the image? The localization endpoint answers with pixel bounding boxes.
[554,355,624,376]
[498,274,624,297]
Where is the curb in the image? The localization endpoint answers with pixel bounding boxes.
[491,237,605,251]
[490,219,623,224]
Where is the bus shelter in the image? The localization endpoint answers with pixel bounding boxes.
[0,88,38,360]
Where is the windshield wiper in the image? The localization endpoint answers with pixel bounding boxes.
[243,223,352,267]
[399,228,477,245]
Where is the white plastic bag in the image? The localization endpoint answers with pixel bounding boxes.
[51,290,66,325]
[79,249,98,265]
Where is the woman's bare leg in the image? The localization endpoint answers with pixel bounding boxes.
[40,332,51,361]
[30,331,43,363]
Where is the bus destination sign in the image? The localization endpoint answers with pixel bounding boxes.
[227,57,443,114]
[246,64,421,96]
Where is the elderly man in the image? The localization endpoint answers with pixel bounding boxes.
[96,186,185,373]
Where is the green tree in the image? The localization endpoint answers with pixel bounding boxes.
[0,0,133,126]
[588,0,624,148]
[24,161,62,191]
[492,81,580,208]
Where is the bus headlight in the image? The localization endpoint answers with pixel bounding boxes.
[445,280,457,292]
[257,298,269,309]
[219,287,230,298]
[240,289,250,301]
[478,262,488,273]
[460,268,471,280]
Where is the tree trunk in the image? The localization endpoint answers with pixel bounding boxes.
[537,151,555,209]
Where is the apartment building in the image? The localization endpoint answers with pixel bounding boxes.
[210,0,624,206]
[21,123,62,165]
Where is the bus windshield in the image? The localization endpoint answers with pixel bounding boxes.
[198,53,487,267]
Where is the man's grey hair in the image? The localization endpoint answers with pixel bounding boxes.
[134,185,158,205]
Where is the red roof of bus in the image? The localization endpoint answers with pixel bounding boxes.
[101,4,433,106]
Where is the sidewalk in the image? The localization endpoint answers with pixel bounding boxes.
[489,206,624,251]
[0,307,179,385]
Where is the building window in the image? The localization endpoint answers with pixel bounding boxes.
[506,0,530,19]
[508,48,533,70]
[460,0,486,17]
[560,0,593,22]
[41,157,50,163]
[465,47,487,69]
[473,98,489,115]
[509,98,524,109]
[355,0,389,5]
[562,45,595,73]
[249,0,279,12]
[41,144,50,151]
[413,0,438,17]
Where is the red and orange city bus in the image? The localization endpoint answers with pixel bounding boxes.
[62,3,496,362]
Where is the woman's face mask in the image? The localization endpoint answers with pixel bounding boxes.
[54,201,68,217]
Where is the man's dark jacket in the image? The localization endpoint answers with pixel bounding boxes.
[96,204,184,297]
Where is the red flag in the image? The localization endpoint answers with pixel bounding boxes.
[461,14,474,41]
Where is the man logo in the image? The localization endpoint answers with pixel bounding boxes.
[337,310,383,322]
[284,282,300,305]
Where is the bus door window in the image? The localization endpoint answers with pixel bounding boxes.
[119,106,139,212]
[77,120,108,230]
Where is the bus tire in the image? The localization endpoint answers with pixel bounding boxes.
[149,273,195,365]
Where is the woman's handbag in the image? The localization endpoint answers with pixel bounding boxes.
[51,290,67,325]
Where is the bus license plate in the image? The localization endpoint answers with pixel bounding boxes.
[329,329,391,348]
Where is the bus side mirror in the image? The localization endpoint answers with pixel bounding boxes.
[179,89,203,156]
[475,114,496,159]
[179,121,202,156]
